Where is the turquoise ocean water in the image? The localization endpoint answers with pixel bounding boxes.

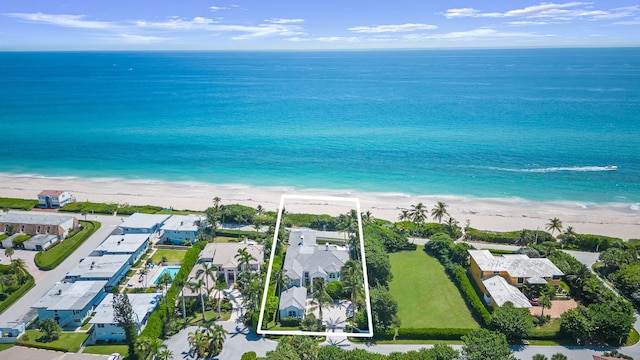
[0,48,639,203]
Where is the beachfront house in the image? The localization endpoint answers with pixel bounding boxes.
[64,255,131,290]
[283,229,349,291]
[89,293,161,342]
[32,280,107,328]
[279,286,307,319]
[468,249,564,308]
[23,234,59,251]
[0,213,78,240]
[37,190,74,209]
[160,214,206,244]
[91,234,150,265]
[198,240,263,283]
[119,213,170,235]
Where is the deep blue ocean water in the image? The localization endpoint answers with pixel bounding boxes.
[1,48,639,203]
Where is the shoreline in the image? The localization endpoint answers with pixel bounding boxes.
[1,173,639,240]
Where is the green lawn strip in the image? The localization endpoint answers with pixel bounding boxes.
[83,344,129,357]
[214,236,240,243]
[0,275,35,315]
[34,220,101,270]
[150,249,188,264]
[187,311,231,325]
[17,330,89,352]
[0,198,39,210]
[625,328,640,346]
[0,343,14,351]
[373,339,464,345]
[388,247,479,329]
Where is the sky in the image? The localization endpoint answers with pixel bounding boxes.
[1,1,640,50]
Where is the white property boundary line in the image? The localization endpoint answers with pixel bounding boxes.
[257,194,374,337]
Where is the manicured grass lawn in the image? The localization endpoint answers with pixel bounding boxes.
[17,330,89,352]
[187,310,231,324]
[626,328,640,346]
[388,247,479,329]
[84,344,129,358]
[0,197,39,210]
[0,343,14,351]
[150,249,188,264]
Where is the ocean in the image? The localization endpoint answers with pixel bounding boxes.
[1,48,639,203]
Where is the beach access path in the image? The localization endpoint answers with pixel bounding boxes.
[0,212,122,328]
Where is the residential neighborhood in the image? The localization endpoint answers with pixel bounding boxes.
[0,196,638,360]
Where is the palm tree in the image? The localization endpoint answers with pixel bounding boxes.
[397,209,410,222]
[134,336,154,360]
[203,323,227,358]
[409,202,429,226]
[361,210,374,225]
[158,349,173,360]
[341,260,364,325]
[187,279,207,322]
[562,226,578,246]
[551,354,568,360]
[10,259,28,284]
[147,338,167,360]
[235,248,256,273]
[213,280,226,318]
[546,217,563,237]
[188,323,227,359]
[255,205,264,233]
[431,201,449,224]
[444,216,459,239]
[515,229,532,247]
[538,294,552,318]
[195,262,217,291]
[532,355,548,360]
[310,277,333,325]
[4,247,14,262]
[138,263,149,288]
[206,197,222,240]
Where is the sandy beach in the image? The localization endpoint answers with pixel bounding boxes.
[1,173,639,240]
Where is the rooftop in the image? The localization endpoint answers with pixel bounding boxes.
[120,213,170,230]
[284,229,349,280]
[90,293,161,325]
[32,281,107,311]
[94,234,150,254]
[482,275,532,308]
[279,286,307,310]
[24,234,58,246]
[160,214,205,232]
[66,255,130,280]
[0,213,75,226]
[200,240,263,268]
[469,249,564,279]
[38,190,67,197]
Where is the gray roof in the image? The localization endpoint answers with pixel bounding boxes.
[283,229,349,281]
[66,255,130,279]
[120,213,170,230]
[24,234,58,246]
[94,234,149,254]
[279,286,307,311]
[160,215,205,232]
[200,240,263,269]
[469,250,564,279]
[0,213,75,226]
[482,276,532,308]
[32,281,107,311]
[90,293,161,325]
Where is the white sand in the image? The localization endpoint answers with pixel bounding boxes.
[2,173,639,240]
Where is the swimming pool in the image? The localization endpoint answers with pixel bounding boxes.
[153,267,180,284]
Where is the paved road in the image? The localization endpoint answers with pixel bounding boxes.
[0,212,122,326]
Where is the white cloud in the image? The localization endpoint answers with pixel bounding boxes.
[113,33,170,44]
[614,18,640,25]
[348,23,437,33]
[443,2,640,21]
[507,21,550,26]
[406,27,543,40]
[265,18,304,24]
[316,36,360,42]
[5,13,115,29]
[135,16,218,30]
[284,37,311,42]
[209,6,228,12]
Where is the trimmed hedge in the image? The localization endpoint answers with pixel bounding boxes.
[139,241,206,339]
[574,234,622,252]
[375,327,474,340]
[279,318,301,327]
[464,228,553,244]
[60,201,118,215]
[0,275,35,314]
[34,220,100,270]
[447,265,492,326]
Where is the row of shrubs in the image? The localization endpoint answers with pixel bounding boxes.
[375,327,474,340]
[558,233,625,252]
[60,201,165,215]
[0,275,35,314]
[447,264,492,326]
[139,241,206,339]
[34,220,100,270]
[464,228,554,244]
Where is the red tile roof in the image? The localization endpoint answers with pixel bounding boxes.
[38,190,66,197]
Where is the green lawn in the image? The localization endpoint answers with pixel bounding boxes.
[150,249,188,264]
[84,344,129,358]
[388,247,479,329]
[16,330,89,353]
[0,343,14,352]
